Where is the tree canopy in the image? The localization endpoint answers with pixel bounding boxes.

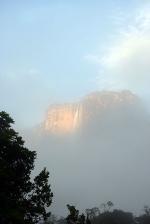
[0,111,53,224]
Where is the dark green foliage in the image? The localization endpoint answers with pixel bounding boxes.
[0,111,53,224]
[43,203,150,224]
[85,202,134,224]
[78,213,86,224]
[66,204,79,224]
[66,205,89,224]
[66,203,135,224]
[136,206,150,224]
[86,207,100,220]
[95,210,134,224]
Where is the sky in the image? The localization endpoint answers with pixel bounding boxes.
[0,0,150,127]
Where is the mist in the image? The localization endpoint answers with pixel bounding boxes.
[22,95,150,216]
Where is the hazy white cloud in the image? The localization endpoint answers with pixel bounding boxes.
[86,4,150,94]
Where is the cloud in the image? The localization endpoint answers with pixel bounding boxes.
[26,97,150,215]
[86,4,150,94]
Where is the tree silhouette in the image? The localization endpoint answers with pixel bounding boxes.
[0,111,53,224]
[85,207,100,220]
[107,201,114,211]
[66,204,79,224]
[136,206,150,224]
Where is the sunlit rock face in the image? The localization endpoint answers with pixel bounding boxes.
[43,90,138,134]
[44,103,83,134]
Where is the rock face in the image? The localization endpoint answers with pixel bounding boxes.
[43,90,138,134]
[44,103,82,134]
